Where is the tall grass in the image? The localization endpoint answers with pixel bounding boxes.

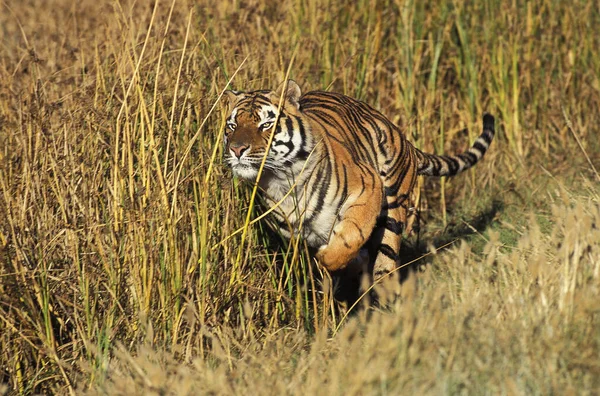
[0,0,599,393]
[88,193,600,395]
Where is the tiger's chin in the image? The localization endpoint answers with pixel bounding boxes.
[232,164,259,180]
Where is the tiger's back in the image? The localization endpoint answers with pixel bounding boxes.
[222,80,495,283]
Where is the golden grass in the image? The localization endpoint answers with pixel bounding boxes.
[87,194,600,395]
[0,0,599,394]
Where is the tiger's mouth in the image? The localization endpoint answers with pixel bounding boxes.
[227,150,281,180]
[230,162,259,180]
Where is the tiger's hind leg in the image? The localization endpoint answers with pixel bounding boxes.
[368,204,406,302]
[370,166,417,301]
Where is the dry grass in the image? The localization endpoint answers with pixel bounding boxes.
[0,0,599,394]
[87,194,600,395]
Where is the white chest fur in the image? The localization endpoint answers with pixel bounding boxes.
[259,165,338,248]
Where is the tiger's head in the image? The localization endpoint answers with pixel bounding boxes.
[221,80,311,180]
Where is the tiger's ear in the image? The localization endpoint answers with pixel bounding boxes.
[222,90,241,113]
[272,80,302,109]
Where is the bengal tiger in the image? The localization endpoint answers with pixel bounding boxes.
[222,80,495,283]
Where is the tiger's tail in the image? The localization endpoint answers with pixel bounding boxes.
[416,113,495,177]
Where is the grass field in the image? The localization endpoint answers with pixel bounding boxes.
[1,0,599,394]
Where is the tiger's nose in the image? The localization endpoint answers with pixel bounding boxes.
[230,143,250,158]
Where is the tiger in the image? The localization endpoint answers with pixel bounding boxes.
[222,80,495,283]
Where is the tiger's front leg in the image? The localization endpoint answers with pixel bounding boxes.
[315,175,382,272]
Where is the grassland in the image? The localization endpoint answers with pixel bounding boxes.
[1,0,599,394]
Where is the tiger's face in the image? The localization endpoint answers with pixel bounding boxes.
[222,81,308,180]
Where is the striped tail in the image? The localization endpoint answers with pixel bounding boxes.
[416,113,495,177]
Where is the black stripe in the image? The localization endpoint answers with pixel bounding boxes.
[311,160,331,218]
[384,171,407,196]
[473,141,488,153]
[285,117,294,138]
[384,218,404,234]
[273,139,294,150]
[379,244,399,261]
[377,216,404,234]
[446,157,460,173]
[336,167,349,213]
[296,118,309,159]
[463,151,479,164]
[481,131,494,145]
[483,114,495,132]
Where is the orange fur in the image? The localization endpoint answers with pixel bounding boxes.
[222,80,495,280]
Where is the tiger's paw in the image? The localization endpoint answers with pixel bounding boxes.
[316,243,358,272]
